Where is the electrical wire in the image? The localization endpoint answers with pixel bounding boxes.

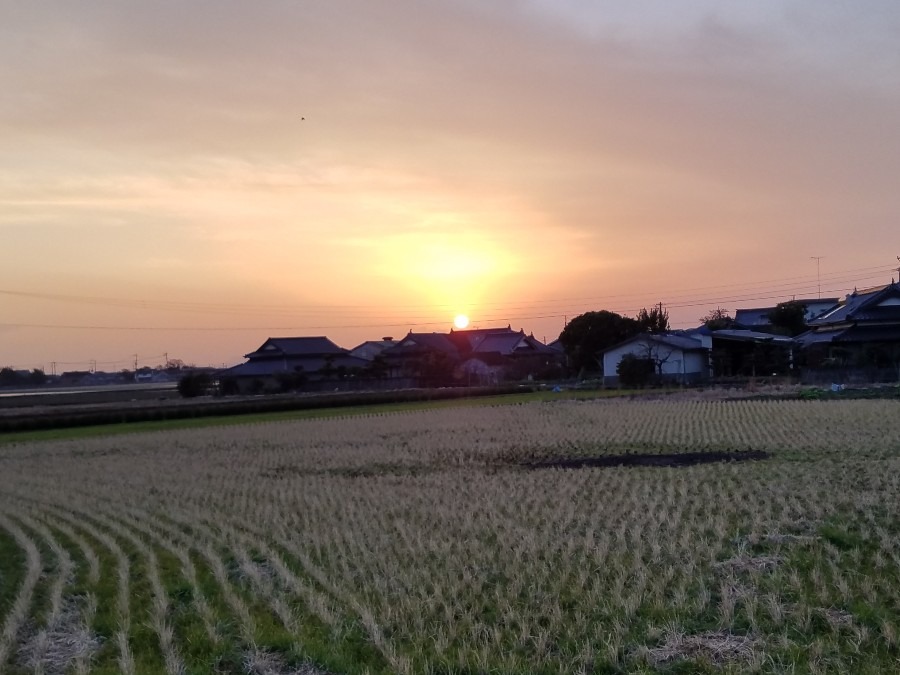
[0,263,894,316]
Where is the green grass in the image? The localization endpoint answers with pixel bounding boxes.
[0,387,654,445]
[0,528,27,622]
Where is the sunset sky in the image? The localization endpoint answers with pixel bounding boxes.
[3,1,900,370]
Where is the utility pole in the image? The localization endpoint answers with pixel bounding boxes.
[810,256,824,298]
[133,354,139,371]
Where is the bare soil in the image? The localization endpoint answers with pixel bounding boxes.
[525,449,769,470]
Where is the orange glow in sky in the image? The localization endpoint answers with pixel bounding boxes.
[2,1,900,369]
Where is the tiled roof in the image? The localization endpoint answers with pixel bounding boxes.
[245,336,346,358]
[351,339,397,351]
[604,333,705,354]
[711,329,794,344]
[224,354,368,377]
[834,325,900,343]
[649,334,706,351]
[810,284,898,326]
[795,329,843,347]
[448,327,519,351]
[387,332,459,355]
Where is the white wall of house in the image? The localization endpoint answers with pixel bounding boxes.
[603,338,708,384]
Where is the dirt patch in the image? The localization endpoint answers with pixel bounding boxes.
[525,450,769,470]
[243,648,333,675]
[641,630,761,667]
[820,607,855,629]
[715,555,783,575]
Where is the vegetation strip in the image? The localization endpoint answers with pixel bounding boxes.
[0,514,43,669]
[0,384,532,434]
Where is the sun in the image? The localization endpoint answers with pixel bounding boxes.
[454,314,470,329]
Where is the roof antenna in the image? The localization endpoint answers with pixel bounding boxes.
[810,256,824,298]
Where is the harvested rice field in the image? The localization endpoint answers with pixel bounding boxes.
[1,398,899,673]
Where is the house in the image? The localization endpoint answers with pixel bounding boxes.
[221,336,370,393]
[381,332,461,386]
[602,333,709,386]
[451,327,564,384]
[350,337,398,361]
[796,282,900,377]
[547,338,564,353]
[699,328,795,377]
[603,328,796,385]
[734,298,839,331]
[382,326,564,386]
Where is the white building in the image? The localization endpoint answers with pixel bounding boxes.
[602,333,709,386]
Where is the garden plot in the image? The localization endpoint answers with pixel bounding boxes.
[1,398,899,673]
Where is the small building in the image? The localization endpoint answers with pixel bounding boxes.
[703,329,795,377]
[222,336,369,393]
[602,333,709,386]
[350,337,398,361]
[381,332,460,386]
[734,298,839,331]
[453,328,564,384]
[797,283,900,379]
[382,326,564,386]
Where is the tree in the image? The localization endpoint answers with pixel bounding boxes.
[0,367,22,387]
[640,340,679,377]
[767,301,808,337]
[29,368,47,386]
[177,371,212,398]
[365,354,389,380]
[317,355,337,381]
[218,376,240,396]
[415,350,456,386]
[617,353,655,387]
[700,307,734,331]
[274,366,308,393]
[558,311,640,373]
[636,303,670,334]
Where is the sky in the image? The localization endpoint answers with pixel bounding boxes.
[2,0,900,371]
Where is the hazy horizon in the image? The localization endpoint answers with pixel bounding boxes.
[3,1,900,370]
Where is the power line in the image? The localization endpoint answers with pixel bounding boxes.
[0,281,877,334]
[4,265,886,332]
[0,263,893,316]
